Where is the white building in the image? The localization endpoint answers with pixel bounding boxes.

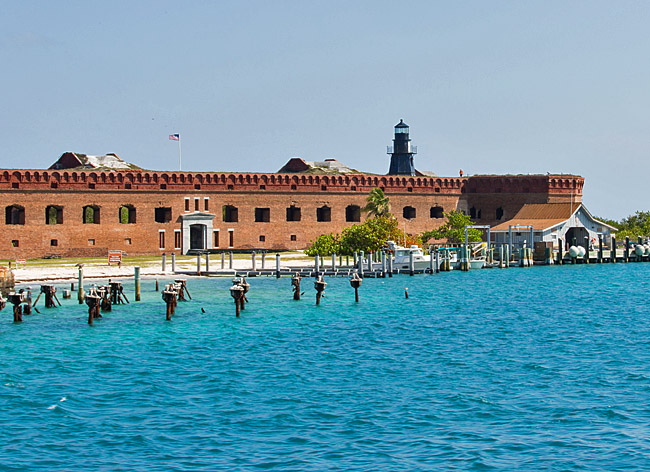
[490,203,617,249]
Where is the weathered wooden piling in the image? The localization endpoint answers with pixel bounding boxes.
[358,251,364,278]
[162,253,167,272]
[583,236,590,264]
[8,292,26,322]
[314,276,327,305]
[557,240,563,265]
[63,289,71,299]
[314,254,320,277]
[23,288,32,315]
[611,236,616,263]
[331,253,337,271]
[435,249,440,273]
[544,246,554,265]
[625,236,630,263]
[405,287,409,299]
[134,267,141,301]
[78,266,84,305]
[261,252,266,269]
[174,279,191,300]
[275,254,281,279]
[196,254,201,275]
[381,250,387,277]
[229,251,233,269]
[598,235,603,263]
[459,246,470,271]
[85,288,101,325]
[237,277,250,311]
[350,272,362,302]
[99,286,112,312]
[110,281,129,304]
[155,279,159,291]
[367,252,373,273]
[230,284,244,317]
[291,274,301,300]
[162,284,178,321]
[205,252,210,272]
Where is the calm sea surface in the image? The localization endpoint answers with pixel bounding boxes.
[2,264,650,471]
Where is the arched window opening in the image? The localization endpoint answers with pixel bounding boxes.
[345,205,360,222]
[403,206,416,220]
[46,205,63,225]
[286,206,301,222]
[5,205,25,225]
[119,205,136,224]
[316,206,331,222]
[155,207,172,223]
[223,205,238,223]
[83,205,100,224]
[430,206,444,219]
[496,207,504,221]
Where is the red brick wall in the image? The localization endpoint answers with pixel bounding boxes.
[0,169,583,258]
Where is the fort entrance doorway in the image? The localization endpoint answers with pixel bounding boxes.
[190,224,206,250]
[180,212,215,254]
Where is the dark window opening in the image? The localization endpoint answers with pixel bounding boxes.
[155,207,172,223]
[159,232,165,249]
[345,205,360,222]
[316,206,331,222]
[46,205,63,225]
[223,205,238,223]
[125,183,132,189]
[6,205,25,225]
[228,184,234,190]
[194,199,199,211]
[88,183,95,189]
[350,186,357,191]
[175,231,182,249]
[260,185,266,190]
[403,206,416,220]
[407,187,413,192]
[286,206,301,222]
[184,199,190,211]
[496,207,504,221]
[469,207,477,219]
[228,230,234,247]
[435,188,440,193]
[50,239,58,247]
[290,234,297,241]
[255,208,270,222]
[213,231,219,248]
[321,185,327,191]
[119,205,136,224]
[11,240,19,247]
[11,183,19,189]
[160,184,167,190]
[204,199,209,211]
[259,235,265,242]
[430,206,444,219]
[194,184,201,190]
[50,182,58,189]
[478,210,482,219]
[291,184,297,190]
[83,205,101,224]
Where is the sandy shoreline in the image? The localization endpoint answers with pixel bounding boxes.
[10,255,321,285]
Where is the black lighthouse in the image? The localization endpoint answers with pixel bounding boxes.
[387,119,416,175]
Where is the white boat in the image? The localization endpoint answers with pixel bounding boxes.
[452,242,486,270]
[386,241,456,271]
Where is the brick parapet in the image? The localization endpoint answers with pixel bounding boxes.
[0,169,583,197]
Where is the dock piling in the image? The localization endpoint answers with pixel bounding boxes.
[162,253,167,272]
[171,252,176,272]
[134,267,141,302]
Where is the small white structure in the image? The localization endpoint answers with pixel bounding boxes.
[490,203,617,249]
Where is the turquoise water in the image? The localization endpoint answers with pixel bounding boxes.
[2,264,650,470]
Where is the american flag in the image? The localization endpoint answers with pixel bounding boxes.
[169,134,180,141]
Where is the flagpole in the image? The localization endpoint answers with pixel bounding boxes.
[178,137,182,171]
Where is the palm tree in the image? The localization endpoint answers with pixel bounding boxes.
[363,187,391,218]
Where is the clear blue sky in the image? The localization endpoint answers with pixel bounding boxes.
[1,1,648,220]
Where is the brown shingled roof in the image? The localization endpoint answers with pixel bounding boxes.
[491,203,575,231]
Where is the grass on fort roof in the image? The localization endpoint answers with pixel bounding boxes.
[6,251,309,269]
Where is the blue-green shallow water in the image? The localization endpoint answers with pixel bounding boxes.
[2,264,650,471]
